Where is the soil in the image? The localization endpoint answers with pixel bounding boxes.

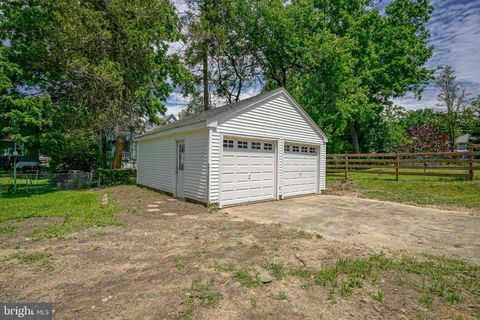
[0,186,478,320]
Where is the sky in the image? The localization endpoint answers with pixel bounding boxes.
[164,0,480,116]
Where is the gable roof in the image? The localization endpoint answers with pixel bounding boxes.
[137,87,328,142]
[455,134,471,144]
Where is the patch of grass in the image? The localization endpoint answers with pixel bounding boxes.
[13,251,52,264]
[0,225,16,234]
[214,262,236,273]
[289,266,313,278]
[175,260,186,270]
[296,229,313,239]
[308,254,478,307]
[0,189,119,238]
[266,262,286,279]
[278,291,288,300]
[180,279,222,318]
[373,290,384,302]
[328,171,480,209]
[235,268,260,288]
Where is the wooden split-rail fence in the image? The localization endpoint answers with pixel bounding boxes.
[327,144,480,181]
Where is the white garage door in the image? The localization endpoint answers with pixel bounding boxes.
[282,144,318,197]
[221,138,275,206]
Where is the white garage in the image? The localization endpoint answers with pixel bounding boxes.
[136,87,328,208]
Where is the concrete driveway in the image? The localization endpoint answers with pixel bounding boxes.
[222,195,480,263]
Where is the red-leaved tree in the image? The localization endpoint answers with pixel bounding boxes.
[399,124,451,153]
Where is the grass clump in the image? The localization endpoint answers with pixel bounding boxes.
[235,268,260,288]
[180,280,222,319]
[266,262,286,279]
[0,225,16,234]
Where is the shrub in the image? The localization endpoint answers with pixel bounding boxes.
[91,168,136,187]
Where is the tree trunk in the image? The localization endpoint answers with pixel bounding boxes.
[349,120,360,153]
[113,135,125,169]
[202,46,209,111]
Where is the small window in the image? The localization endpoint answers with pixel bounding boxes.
[223,140,234,148]
[264,143,273,150]
[309,147,316,154]
[238,141,248,149]
[284,145,290,152]
[292,146,299,152]
[251,142,261,150]
[301,146,308,153]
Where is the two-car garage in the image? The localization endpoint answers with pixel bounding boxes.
[136,87,327,208]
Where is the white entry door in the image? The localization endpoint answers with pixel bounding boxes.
[282,144,318,197]
[176,141,185,198]
[221,139,275,206]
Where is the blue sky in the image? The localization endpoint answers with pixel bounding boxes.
[165,0,480,115]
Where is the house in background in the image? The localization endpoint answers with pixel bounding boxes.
[136,88,328,208]
[0,136,39,170]
[106,114,178,169]
[454,134,472,152]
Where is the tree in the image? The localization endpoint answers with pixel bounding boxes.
[1,0,182,168]
[399,123,450,153]
[435,66,469,151]
[239,0,434,153]
[182,0,260,110]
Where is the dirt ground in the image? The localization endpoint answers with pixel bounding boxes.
[224,195,480,264]
[0,186,478,320]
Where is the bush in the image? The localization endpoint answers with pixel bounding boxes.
[91,169,136,187]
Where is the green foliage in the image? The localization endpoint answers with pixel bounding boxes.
[91,169,136,187]
[235,268,261,288]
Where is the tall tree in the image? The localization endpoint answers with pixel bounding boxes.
[435,66,469,151]
[1,0,182,168]
[240,0,434,152]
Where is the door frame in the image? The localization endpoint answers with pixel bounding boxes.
[175,139,185,199]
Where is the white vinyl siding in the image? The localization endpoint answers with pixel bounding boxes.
[208,129,221,203]
[137,138,175,193]
[319,142,326,190]
[184,131,209,202]
[217,95,323,144]
[136,129,209,203]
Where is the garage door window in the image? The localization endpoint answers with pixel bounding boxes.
[292,146,299,152]
[309,147,316,154]
[223,140,234,148]
[251,142,261,150]
[301,146,308,153]
[284,145,290,152]
[264,143,273,150]
[238,141,248,149]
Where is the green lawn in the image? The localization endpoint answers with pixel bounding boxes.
[0,189,118,238]
[328,170,480,209]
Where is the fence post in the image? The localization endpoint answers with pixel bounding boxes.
[344,153,348,180]
[395,155,399,181]
[469,146,474,181]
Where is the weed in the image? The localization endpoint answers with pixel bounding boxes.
[289,266,313,278]
[373,291,384,302]
[420,292,433,308]
[446,292,463,304]
[175,260,186,270]
[180,280,222,319]
[250,297,257,309]
[278,291,288,300]
[0,226,16,234]
[214,262,235,273]
[266,262,286,279]
[296,229,313,239]
[235,269,260,288]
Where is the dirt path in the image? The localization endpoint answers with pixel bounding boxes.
[0,186,478,320]
[223,195,480,264]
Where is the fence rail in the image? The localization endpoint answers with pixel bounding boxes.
[327,148,480,181]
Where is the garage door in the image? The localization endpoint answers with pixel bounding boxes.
[221,138,275,206]
[282,144,318,197]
